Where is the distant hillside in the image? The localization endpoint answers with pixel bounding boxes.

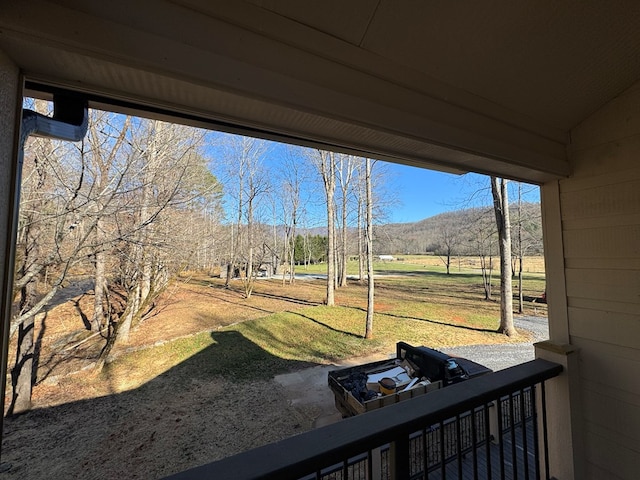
[276,203,542,257]
[372,203,542,255]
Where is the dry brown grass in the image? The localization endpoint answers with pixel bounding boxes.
[396,255,546,273]
[27,272,543,403]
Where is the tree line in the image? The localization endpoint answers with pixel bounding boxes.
[10,105,222,414]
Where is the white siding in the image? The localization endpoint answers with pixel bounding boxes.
[561,81,640,479]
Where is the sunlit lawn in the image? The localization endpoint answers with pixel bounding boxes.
[100,258,546,390]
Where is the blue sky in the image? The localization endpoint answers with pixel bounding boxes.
[379,163,541,223]
[206,132,541,225]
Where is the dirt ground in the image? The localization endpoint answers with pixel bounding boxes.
[2,376,319,479]
[1,277,330,480]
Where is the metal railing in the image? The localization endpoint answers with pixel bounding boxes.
[166,359,562,480]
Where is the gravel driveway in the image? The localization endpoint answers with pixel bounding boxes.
[443,315,549,371]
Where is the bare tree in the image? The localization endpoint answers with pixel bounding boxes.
[364,158,375,339]
[241,142,270,298]
[216,135,268,295]
[10,107,222,410]
[84,112,132,335]
[335,154,355,287]
[112,119,218,345]
[466,207,496,300]
[311,149,336,306]
[491,176,516,336]
[276,147,310,285]
[356,162,365,281]
[434,218,463,274]
[9,101,93,413]
[516,182,524,313]
[511,183,543,313]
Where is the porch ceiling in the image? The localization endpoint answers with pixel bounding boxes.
[2,1,640,182]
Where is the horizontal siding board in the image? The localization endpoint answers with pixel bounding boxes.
[563,213,640,231]
[584,428,640,480]
[580,379,640,422]
[570,310,640,351]
[568,297,640,316]
[565,268,640,304]
[585,462,626,480]
[563,225,640,258]
[581,389,640,444]
[560,179,640,220]
[573,336,640,368]
[565,257,640,270]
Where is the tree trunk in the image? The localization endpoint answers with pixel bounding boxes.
[321,151,336,306]
[339,193,348,287]
[288,221,296,285]
[517,182,524,314]
[518,255,524,314]
[92,246,106,332]
[243,187,255,298]
[491,177,516,336]
[357,199,364,281]
[480,254,492,300]
[225,224,234,287]
[117,282,140,345]
[10,316,35,415]
[365,158,374,339]
[141,251,152,305]
[8,280,37,415]
[326,195,336,305]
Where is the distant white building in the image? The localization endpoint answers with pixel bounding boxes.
[378,255,395,261]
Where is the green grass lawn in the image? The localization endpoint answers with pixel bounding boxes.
[105,258,546,388]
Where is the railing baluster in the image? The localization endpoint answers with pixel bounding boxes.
[455,414,462,477]
[485,403,492,480]
[541,382,550,480]
[521,388,530,480]
[422,428,428,479]
[531,385,541,480]
[439,421,446,480]
[497,397,505,480]
[471,408,478,478]
[510,393,518,479]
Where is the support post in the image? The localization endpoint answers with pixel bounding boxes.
[535,341,584,480]
[0,49,22,465]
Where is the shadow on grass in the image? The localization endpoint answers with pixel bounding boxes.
[161,331,317,383]
[181,280,319,314]
[285,311,363,339]
[343,305,497,334]
[249,290,321,307]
